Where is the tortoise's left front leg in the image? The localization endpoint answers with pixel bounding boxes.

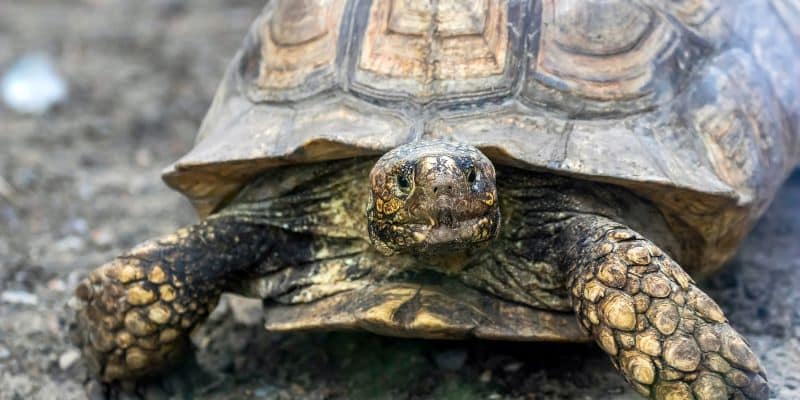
[560,215,768,400]
[69,215,291,382]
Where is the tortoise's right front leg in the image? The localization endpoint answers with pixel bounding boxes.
[69,215,282,382]
[561,215,768,400]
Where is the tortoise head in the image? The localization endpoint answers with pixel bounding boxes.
[367,140,500,256]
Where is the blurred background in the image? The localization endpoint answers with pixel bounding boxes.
[0,1,798,399]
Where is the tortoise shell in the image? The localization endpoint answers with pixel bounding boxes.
[163,0,800,276]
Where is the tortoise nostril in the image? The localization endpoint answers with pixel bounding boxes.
[432,185,453,195]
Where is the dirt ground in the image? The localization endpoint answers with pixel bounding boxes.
[0,1,798,399]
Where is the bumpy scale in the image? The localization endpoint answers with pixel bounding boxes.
[70,216,278,381]
[564,216,768,400]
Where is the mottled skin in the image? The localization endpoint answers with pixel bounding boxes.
[368,141,500,255]
[71,141,767,399]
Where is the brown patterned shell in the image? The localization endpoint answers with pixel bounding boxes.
[163,0,800,275]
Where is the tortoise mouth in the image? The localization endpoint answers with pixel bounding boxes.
[369,206,500,256]
[401,213,500,252]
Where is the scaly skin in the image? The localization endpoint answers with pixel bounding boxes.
[563,215,768,400]
[69,216,278,382]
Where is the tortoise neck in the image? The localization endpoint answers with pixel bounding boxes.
[494,166,683,268]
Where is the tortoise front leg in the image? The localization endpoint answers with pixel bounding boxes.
[561,216,768,400]
[69,215,281,382]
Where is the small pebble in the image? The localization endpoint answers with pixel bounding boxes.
[503,361,523,373]
[85,380,105,400]
[135,148,153,167]
[227,294,263,325]
[58,349,81,370]
[11,167,37,190]
[207,296,230,322]
[0,176,16,202]
[54,235,85,252]
[289,383,306,396]
[1,290,38,305]
[253,385,279,398]
[46,278,66,291]
[0,345,10,359]
[78,181,95,201]
[90,227,114,247]
[68,218,89,234]
[434,349,468,371]
[1,53,68,115]
[480,369,492,383]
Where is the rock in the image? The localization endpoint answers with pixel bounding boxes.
[54,235,85,252]
[46,278,66,292]
[503,361,523,373]
[68,218,89,234]
[1,290,38,305]
[254,385,280,398]
[85,380,105,400]
[0,345,10,359]
[1,53,68,115]
[90,227,114,247]
[58,349,81,370]
[207,296,230,322]
[227,294,263,325]
[434,349,468,371]
[135,148,153,167]
[0,176,16,203]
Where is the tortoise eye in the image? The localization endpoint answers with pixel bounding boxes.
[466,167,477,183]
[396,174,411,191]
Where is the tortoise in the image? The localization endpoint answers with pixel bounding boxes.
[69,0,800,398]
